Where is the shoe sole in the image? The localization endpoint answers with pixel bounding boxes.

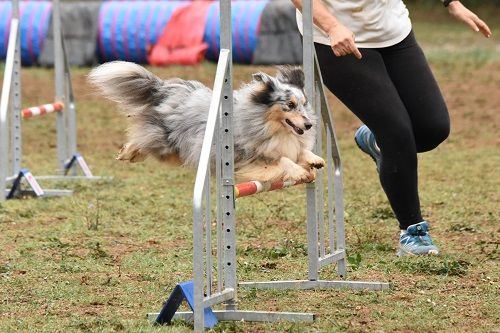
[397,248,439,257]
[354,137,380,171]
[355,137,377,163]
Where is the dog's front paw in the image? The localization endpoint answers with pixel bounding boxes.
[306,155,325,170]
[283,165,312,183]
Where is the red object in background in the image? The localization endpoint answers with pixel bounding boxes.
[148,1,214,66]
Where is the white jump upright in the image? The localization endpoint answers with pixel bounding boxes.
[0,17,19,203]
[148,0,389,331]
[0,0,106,201]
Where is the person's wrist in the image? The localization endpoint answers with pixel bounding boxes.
[442,0,458,7]
[325,20,340,36]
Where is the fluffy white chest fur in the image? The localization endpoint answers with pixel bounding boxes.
[258,133,303,162]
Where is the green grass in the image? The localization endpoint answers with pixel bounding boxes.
[1,13,499,333]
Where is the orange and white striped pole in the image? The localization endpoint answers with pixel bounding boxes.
[21,102,64,118]
[234,179,307,198]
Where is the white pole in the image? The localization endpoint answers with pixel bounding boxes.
[53,0,68,172]
[302,0,319,281]
[0,19,20,202]
[11,0,22,177]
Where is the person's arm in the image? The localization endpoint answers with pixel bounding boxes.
[291,0,362,59]
[446,1,492,38]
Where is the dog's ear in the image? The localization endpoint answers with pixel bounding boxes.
[276,66,305,89]
[252,72,275,86]
[251,72,277,106]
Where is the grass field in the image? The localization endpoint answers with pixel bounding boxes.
[1,9,499,333]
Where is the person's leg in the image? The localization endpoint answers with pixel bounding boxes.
[315,42,423,229]
[380,31,450,153]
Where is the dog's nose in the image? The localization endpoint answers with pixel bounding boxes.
[304,122,312,130]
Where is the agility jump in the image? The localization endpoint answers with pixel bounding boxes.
[145,1,389,331]
[0,0,106,201]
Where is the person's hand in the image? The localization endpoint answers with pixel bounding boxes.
[327,23,362,59]
[447,1,492,38]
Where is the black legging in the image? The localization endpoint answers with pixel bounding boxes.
[315,31,450,229]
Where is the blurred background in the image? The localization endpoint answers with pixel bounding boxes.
[1,0,498,67]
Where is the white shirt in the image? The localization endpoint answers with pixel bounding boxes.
[296,0,412,48]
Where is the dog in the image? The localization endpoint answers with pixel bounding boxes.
[88,61,325,182]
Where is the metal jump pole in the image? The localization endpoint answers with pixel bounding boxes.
[303,0,321,281]
[0,0,72,199]
[53,0,68,172]
[190,0,311,329]
[10,0,22,181]
[0,16,19,202]
[52,0,78,173]
[238,0,388,291]
[36,0,104,181]
[1,0,108,200]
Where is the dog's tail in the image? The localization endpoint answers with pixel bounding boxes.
[88,61,166,114]
[88,61,208,164]
[88,61,175,163]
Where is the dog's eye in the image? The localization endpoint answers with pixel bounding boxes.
[287,101,296,109]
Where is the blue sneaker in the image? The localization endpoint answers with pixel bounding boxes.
[397,221,439,256]
[354,125,381,171]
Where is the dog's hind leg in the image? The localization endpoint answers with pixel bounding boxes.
[116,143,148,163]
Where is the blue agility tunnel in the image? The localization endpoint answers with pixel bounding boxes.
[0,0,301,66]
[98,0,268,64]
[0,1,52,66]
[97,1,187,63]
[203,0,268,63]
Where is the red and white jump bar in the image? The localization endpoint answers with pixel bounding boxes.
[235,179,307,198]
[21,102,64,118]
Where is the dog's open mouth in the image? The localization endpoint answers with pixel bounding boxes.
[285,119,304,135]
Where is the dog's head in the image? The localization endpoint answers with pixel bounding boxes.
[251,66,314,136]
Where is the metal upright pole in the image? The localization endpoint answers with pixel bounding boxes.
[11,0,22,177]
[314,54,348,277]
[53,0,67,172]
[193,197,204,332]
[220,0,236,312]
[216,113,224,294]
[303,0,319,281]
[315,81,324,258]
[0,17,19,201]
[0,71,7,201]
[62,37,78,160]
[191,49,232,332]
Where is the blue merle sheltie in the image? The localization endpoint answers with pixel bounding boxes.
[88,61,325,182]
